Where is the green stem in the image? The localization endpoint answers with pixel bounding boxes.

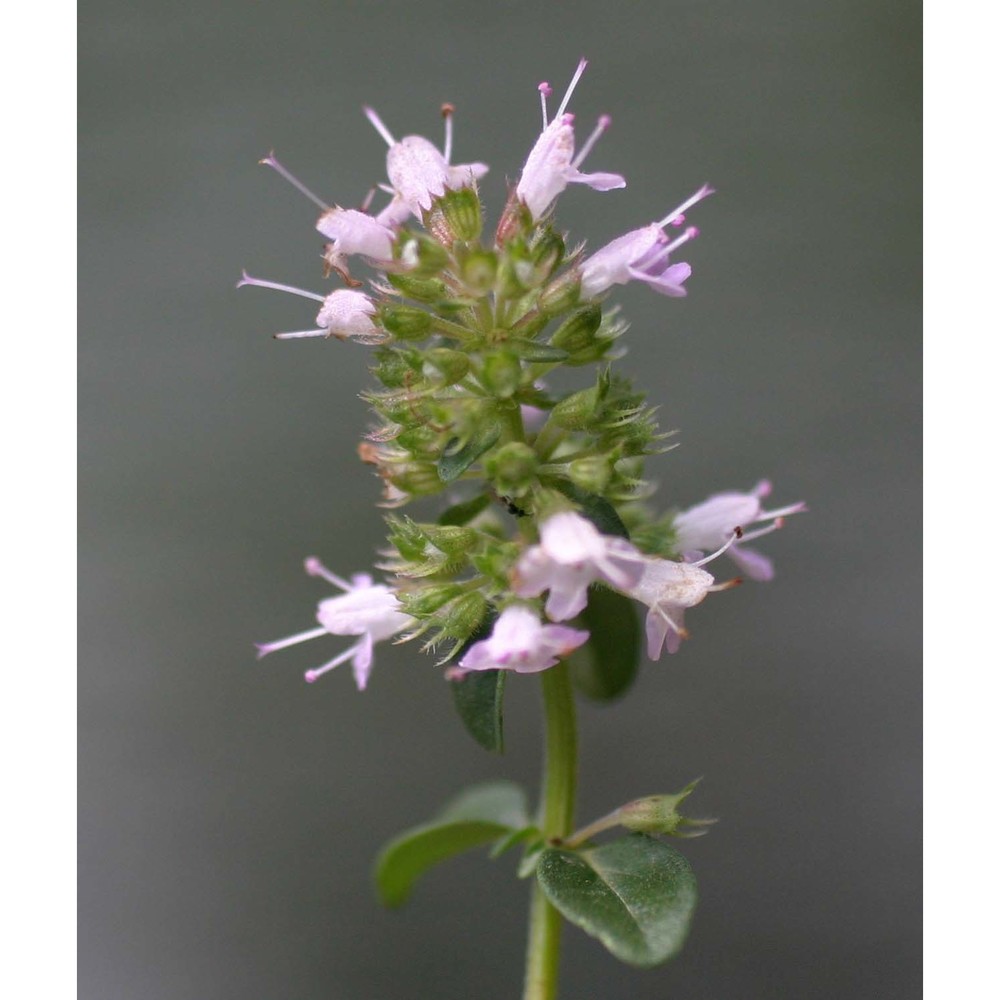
[522,663,578,1000]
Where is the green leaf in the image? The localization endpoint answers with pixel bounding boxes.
[554,481,630,538]
[375,781,530,907]
[438,493,491,526]
[536,834,697,967]
[567,585,641,702]
[449,609,506,752]
[438,422,502,483]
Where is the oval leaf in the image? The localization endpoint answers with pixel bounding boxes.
[438,422,502,483]
[536,834,697,967]
[376,781,529,907]
[567,585,641,701]
[450,609,506,752]
[554,482,630,538]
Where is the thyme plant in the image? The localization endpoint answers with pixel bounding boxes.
[242,59,804,999]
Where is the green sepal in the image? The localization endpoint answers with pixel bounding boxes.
[536,834,698,968]
[438,422,502,483]
[507,341,570,363]
[449,608,506,752]
[438,493,491,526]
[567,585,641,702]
[375,781,530,907]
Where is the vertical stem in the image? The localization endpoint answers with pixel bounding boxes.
[522,662,578,1000]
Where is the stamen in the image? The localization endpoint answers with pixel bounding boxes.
[658,183,715,228]
[572,114,612,168]
[555,57,588,120]
[304,556,354,591]
[364,106,396,147]
[359,186,377,213]
[441,103,455,163]
[693,528,743,567]
[655,604,688,639]
[259,152,330,211]
[671,214,685,227]
[709,577,743,592]
[236,271,325,302]
[538,81,553,128]
[255,626,327,658]
[759,501,808,521]
[735,519,786,544]
[274,329,329,340]
[304,644,358,683]
[639,227,700,270]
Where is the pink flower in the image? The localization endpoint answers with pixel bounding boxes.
[236,272,383,343]
[513,511,646,621]
[315,207,395,264]
[674,480,807,582]
[628,560,717,660]
[515,58,625,220]
[258,153,397,266]
[453,606,589,675]
[364,105,488,218]
[579,185,714,299]
[626,533,743,659]
[255,557,413,690]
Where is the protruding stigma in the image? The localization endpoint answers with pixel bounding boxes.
[441,103,455,163]
[237,271,324,302]
[572,114,612,168]
[259,152,330,210]
[555,57,588,120]
[364,106,396,147]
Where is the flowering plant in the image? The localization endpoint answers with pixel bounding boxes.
[242,59,804,998]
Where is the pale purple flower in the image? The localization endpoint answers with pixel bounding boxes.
[255,557,413,690]
[513,511,646,621]
[316,207,395,264]
[674,480,807,582]
[515,58,625,220]
[579,185,715,299]
[236,272,383,343]
[453,606,589,675]
[260,152,396,266]
[626,533,743,659]
[365,105,488,218]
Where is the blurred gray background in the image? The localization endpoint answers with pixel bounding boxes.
[80,1,920,997]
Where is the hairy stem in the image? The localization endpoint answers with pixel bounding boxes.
[522,662,577,1000]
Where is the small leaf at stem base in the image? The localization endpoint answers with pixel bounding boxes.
[536,833,697,967]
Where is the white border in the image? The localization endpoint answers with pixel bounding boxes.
[2,1,78,994]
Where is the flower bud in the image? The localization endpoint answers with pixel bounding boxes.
[617,783,715,838]
[567,454,613,494]
[549,384,602,430]
[387,272,449,303]
[371,348,420,389]
[399,583,467,619]
[549,305,602,354]
[531,229,566,279]
[389,463,445,497]
[397,233,450,276]
[433,591,489,642]
[380,304,433,341]
[425,347,471,385]
[459,249,499,295]
[485,442,538,498]
[425,187,483,244]
[538,269,581,315]
[480,351,523,399]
